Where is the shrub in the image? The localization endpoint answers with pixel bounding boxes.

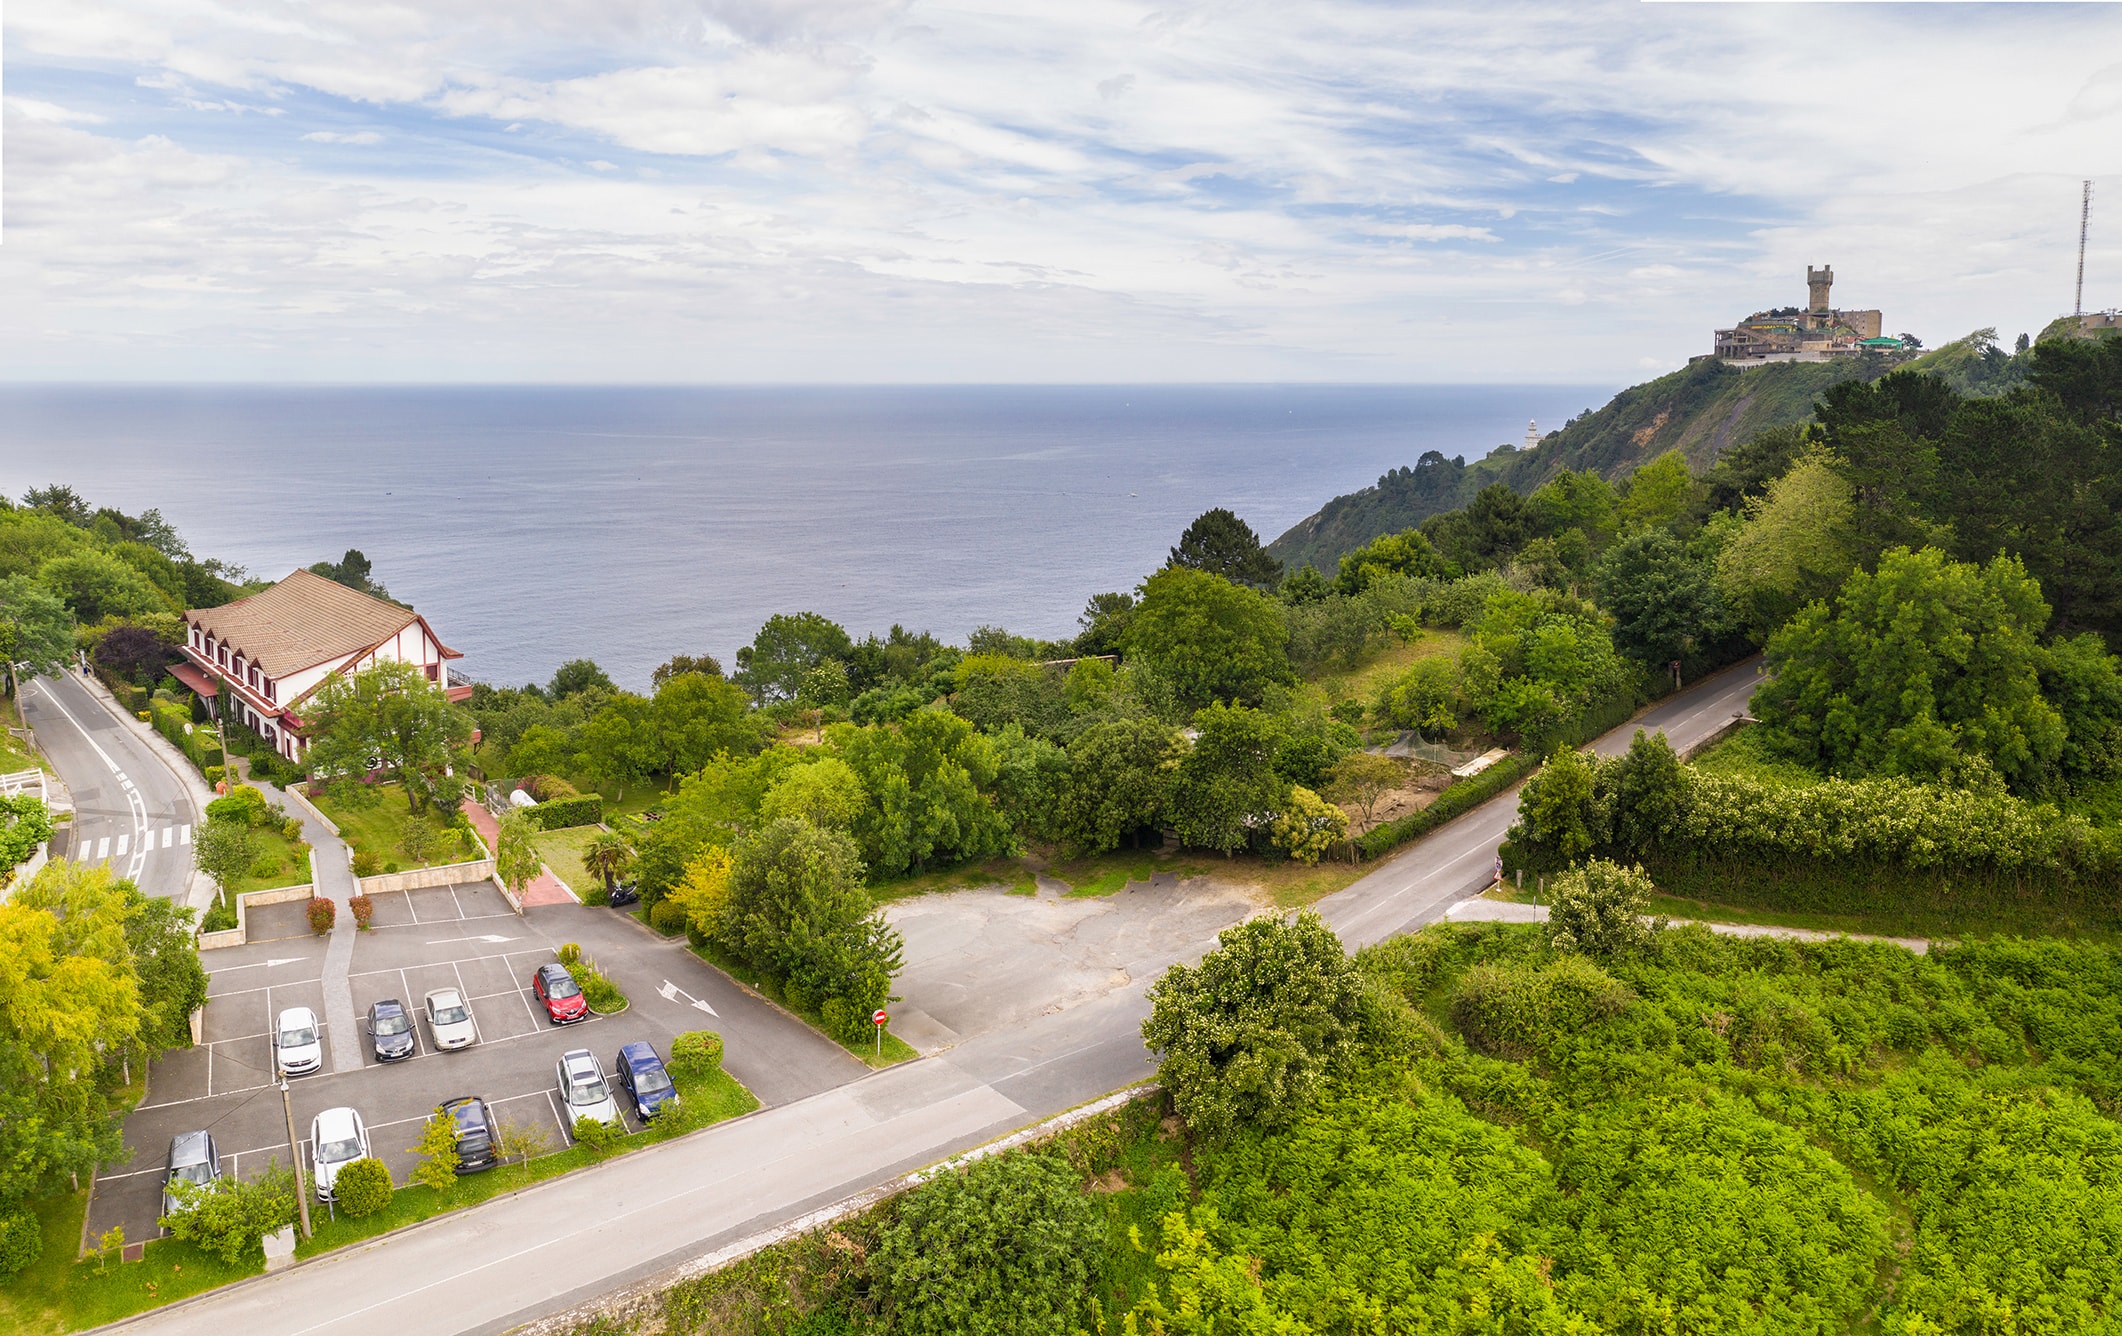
[1450,954,1634,1060]
[0,1208,41,1279]
[556,942,583,968]
[307,897,336,934]
[1357,753,1538,859]
[498,1115,556,1165]
[870,1150,1103,1336]
[1270,784,1349,864]
[348,894,374,928]
[159,1165,298,1265]
[669,1030,724,1079]
[821,996,874,1046]
[249,852,283,879]
[202,893,237,933]
[206,785,271,828]
[280,816,304,842]
[1547,859,1660,958]
[572,1115,620,1156]
[409,1110,459,1190]
[519,774,580,802]
[332,1157,393,1218]
[529,795,604,830]
[581,974,626,1013]
[1142,911,1366,1140]
[647,898,688,936]
[350,850,382,877]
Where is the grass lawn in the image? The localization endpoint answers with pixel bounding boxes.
[229,822,312,895]
[311,782,480,873]
[299,1066,756,1258]
[600,786,672,821]
[0,722,51,774]
[686,940,920,1068]
[869,856,1036,903]
[1300,629,1470,715]
[530,824,607,901]
[1039,845,1369,910]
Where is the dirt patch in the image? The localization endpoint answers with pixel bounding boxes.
[1630,408,1672,451]
[1085,1169,1129,1194]
[1344,774,1450,837]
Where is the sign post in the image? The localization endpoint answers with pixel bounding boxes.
[871,1009,887,1058]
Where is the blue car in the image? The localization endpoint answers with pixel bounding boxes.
[614,1041,680,1121]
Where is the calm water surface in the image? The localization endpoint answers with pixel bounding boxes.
[0,385,1608,688]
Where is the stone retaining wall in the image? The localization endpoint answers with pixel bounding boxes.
[355,857,497,896]
[198,882,315,950]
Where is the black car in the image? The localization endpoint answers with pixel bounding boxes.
[366,998,416,1062]
[608,880,640,908]
[440,1096,499,1173]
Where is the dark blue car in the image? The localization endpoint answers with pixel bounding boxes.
[614,1041,680,1121]
[366,998,416,1062]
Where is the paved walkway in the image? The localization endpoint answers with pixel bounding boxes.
[1443,895,1933,954]
[245,772,367,1072]
[462,801,577,906]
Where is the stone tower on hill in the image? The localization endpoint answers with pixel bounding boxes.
[1711,265,1886,362]
[1808,265,1834,313]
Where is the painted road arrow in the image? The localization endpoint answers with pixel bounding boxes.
[425,934,517,946]
[657,979,718,1017]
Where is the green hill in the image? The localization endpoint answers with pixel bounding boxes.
[1268,355,1889,574]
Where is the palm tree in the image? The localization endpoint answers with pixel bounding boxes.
[583,831,637,895]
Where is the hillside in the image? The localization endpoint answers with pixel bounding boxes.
[1268,353,1891,574]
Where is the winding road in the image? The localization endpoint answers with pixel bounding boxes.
[103,659,1764,1336]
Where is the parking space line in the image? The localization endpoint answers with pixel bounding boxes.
[449,960,486,1047]
[405,891,419,925]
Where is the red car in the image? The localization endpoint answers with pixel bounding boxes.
[532,962,588,1024]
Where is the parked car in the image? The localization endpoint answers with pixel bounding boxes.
[309,1106,371,1201]
[366,998,416,1062]
[532,962,588,1024]
[162,1130,222,1217]
[607,880,640,908]
[613,1040,680,1122]
[439,1096,499,1172]
[275,1005,323,1076]
[423,988,478,1049]
[554,1049,624,1136]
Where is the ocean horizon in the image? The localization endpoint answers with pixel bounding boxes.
[0,383,1611,689]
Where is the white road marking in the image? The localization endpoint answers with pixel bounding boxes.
[162,827,173,848]
[657,979,718,1017]
[424,934,516,945]
[96,837,110,860]
[179,824,191,845]
[117,834,129,856]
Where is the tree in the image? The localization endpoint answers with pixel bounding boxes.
[38,551,169,622]
[1333,528,1454,595]
[21,484,92,526]
[1270,785,1347,864]
[1074,592,1136,656]
[1546,859,1659,959]
[1504,745,1607,871]
[582,832,636,895]
[1754,547,2066,792]
[1277,565,1331,605]
[1595,528,1729,668]
[1529,468,1620,543]
[1713,449,1860,639]
[1616,451,1696,531]
[724,817,903,1024]
[1141,911,1365,1139]
[1122,567,1292,710]
[667,846,735,942]
[1325,751,1402,829]
[1376,655,1460,733]
[494,808,542,896]
[408,1109,460,1189]
[1059,718,1181,856]
[651,671,763,776]
[159,1164,298,1265]
[735,612,853,703]
[757,757,867,831]
[577,691,657,794]
[332,1158,393,1218]
[192,815,258,899]
[91,623,174,684]
[125,888,209,1050]
[0,576,74,714]
[1170,507,1283,588]
[1170,703,1286,856]
[1603,729,1688,859]
[834,708,1011,875]
[546,658,614,701]
[505,724,574,782]
[304,661,473,812]
[651,654,723,687]
[309,549,392,601]
[870,1150,1104,1336]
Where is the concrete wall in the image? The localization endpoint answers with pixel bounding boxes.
[356,857,497,896]
[199,882,316,951]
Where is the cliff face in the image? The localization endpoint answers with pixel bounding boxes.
[1266,356,1887,575]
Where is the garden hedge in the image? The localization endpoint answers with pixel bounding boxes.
[529,795,604,830]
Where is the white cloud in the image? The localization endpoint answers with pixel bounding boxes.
[301,129,383,144]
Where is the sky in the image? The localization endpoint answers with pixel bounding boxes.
[3,0,2120,384]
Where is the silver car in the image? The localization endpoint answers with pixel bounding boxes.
[275,1006,323,1076]
[555,1048,623,1137]
[423,988,478,1050]
[309,1105,371,1201]
[162,1130,222,1217]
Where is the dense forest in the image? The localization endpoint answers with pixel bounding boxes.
[1266,325,2060,576]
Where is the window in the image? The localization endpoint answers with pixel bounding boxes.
[265,678,275,701]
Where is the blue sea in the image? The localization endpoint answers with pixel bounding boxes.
[0,385,1609,690]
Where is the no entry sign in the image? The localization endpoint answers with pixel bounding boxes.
[872,1009,888,1025]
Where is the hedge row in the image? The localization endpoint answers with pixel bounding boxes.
[1644,853,2122,931]
[529,794,604,830]
[151,698,221,773]
[1357,753,1537,859]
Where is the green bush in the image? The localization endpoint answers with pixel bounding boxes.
[1449,954,1635,1060]
[669,1030,724,1079]
[572,1115,621,1156]
[202,893,237,932]
[249,852,283,878]
[332,1157,393,1218]
[647,897,688,936]
[350,850,381,877]
[0,1207,42,1278]
[529,794,604,830]
[159,1165,298,1264]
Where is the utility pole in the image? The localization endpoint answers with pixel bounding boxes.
[2078,179,2093,319]
[280,1070,312,1238]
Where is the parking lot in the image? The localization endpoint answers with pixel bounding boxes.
[94,884,867,1243]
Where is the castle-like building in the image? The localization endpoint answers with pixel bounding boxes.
[1712,266,1898,363]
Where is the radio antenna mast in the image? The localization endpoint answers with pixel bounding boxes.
[2078,180,2093,319]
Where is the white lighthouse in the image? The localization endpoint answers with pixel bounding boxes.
[1524,420,1539,451]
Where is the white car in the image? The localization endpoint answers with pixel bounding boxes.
[423,988,478,1050]
[555,1048,623,1137]
[309,1106,371,1202]
[275,1006,323,1076]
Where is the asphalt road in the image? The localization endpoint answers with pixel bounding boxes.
[109,659,1765,1336]
[20,670,202,899]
